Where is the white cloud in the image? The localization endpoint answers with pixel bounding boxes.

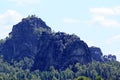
[90,6,120,16]
[113,6,120,15]
[8,0,40,5]
[0,10,23,39]
[90,8,114,15]
[106,35,120,44]
[0,10,22,25]
[63,18,80,24]
[91,15,120,27]
[90,6,120,27]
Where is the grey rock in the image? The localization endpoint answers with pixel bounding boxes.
[89,46,104,62]
[0,15,116,71]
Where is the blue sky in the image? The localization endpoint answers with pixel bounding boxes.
[0,0,120,61]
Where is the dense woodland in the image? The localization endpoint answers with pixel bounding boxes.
[0,55,119,80]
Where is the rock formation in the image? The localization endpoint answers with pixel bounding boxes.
[0,15,116,71]
[89,46,104,62]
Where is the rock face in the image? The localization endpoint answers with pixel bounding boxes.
[103,54,116,61]
[89,46,104,62]
[89,47,117,62]
[0,16,92,71]
[0,15,116,71]
[1,16,51,61]
[32,32,91,70]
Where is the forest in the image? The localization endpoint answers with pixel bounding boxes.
[0,55,120,80]
[0,16,120,80]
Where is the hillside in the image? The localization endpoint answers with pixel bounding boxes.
[0,15,119,80]
[0,15,117,71]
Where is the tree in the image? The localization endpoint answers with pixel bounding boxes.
[52,76,58,80]
[95,76,104,80]
[0,77,3,80]
[74,76,91,80]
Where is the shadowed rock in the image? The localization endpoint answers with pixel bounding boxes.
[0,15,115,71]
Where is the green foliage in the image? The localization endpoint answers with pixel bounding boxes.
[52,76,58,80]
[33,27,51,38]
[0,39,5,51]
[0,77,3,80]
[75,76,91,80]
[0,55,120,80]
[13,57,34,69]
[27,15,37,19]
[0,39,5,44]
[95,76,104,80]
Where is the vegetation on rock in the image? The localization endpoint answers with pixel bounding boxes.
[0,15,119,79]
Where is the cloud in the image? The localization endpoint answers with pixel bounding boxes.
[89,6,120,27]
[8,0,40,5]
[63,18,80,24]
[106,35,120,44]
[90,8,114,15]
[0,10,23,39]
[91,15,120,27]
[90,6,120,15]
[0,10,22,25]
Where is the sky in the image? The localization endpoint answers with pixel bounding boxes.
[0,0,120,61]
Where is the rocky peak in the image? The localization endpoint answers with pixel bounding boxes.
[10,15,51,38]
[22,15,50,29]
[0,16,117,71]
